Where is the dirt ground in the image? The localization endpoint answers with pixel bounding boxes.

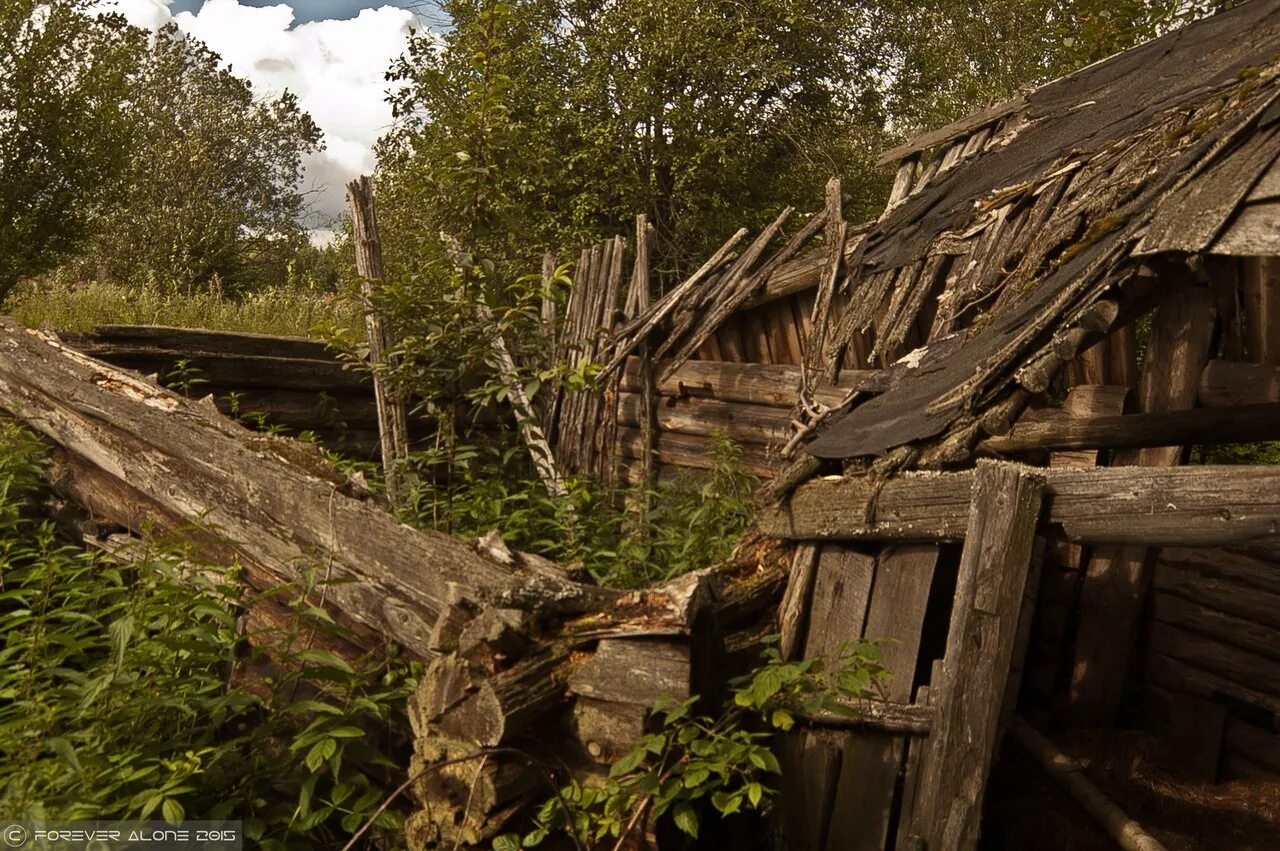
[982,729,1280,850]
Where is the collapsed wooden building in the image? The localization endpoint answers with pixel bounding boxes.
[5,1,1280,849]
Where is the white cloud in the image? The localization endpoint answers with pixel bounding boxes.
[98,0,419,224]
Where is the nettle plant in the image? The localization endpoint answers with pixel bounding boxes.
[496,638,889,850]
[0,421,417,850]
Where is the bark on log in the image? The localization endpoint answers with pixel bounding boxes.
[0,320,610,661]
[758,464,1280,546]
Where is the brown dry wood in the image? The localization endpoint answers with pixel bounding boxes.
[613,427,777,478]
[0,322,625,662]
[1209,200,1280,255]
[800,700,933,735]
[566,638,691,706]
[66,324,333,360]
[600,227,747,376]
[778,543,820,660]
[475,299,569,500]
[1199,358,1280,405]
[759,463,1280,547]
[782,544,874,851]
[979,400,1280,453]
[906,461,1044,851]
[348,176,411,506]
[1248,155,1280,202]
[823,544,939,851]
[885,157,919,210]
[617,393,791,445]
[1225,719,1280,776]
[1241,258,1280,363]
[621,357,868,408]
[1157,545,1280,595]
[572,697,649,763]
[1149,622,1280,703]
[876,96,1026,166]
[1146,652,1280,716]
[1071,284,1215,726]
[1153,562,1280,633]
[1009,718,1169,851]
[805,197,846,383]
[658,207,801,374]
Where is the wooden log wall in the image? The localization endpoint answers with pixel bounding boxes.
[1143,547,1280,782]
[59,325,390,459]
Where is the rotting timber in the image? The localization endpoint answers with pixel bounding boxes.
[8,3,1280,849]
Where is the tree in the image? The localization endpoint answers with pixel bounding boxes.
[81,24,324,292]
[0,0,137,298]
[378,0,891,290]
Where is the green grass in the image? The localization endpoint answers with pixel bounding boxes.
[3,279,360,337]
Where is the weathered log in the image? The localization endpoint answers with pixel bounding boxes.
[621,357,868,409]
[799,700,933,735]
[979,401,1280,453]
[0,320,609,660]
[1198,358,1280,406]
[617,392,791,445]
[758,464,1280,547]
[614,427,777,478]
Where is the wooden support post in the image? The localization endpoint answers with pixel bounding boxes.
[1242,257,1280,364]
[1070,284,1216,726]
[347,175,411,506]
[906,461,1045,851]
[632,215,657,496]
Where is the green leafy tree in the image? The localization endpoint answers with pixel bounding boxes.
[80,24,324,292]
[0,0,137,298]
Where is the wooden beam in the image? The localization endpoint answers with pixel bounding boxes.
[1242,257,1280,363]
[980,401,1280,453]
[906,461,1044,851]
[757,464,1280,547]
[1199,359,1280,406]
[621,357,869,408]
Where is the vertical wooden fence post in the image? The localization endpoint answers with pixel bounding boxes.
[347,175,411,507]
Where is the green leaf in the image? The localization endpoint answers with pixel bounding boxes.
[771,709,794,731]
[746,782,764,807]
[492,834,521,851]
[162,797,185,825]
[672,803,699,838]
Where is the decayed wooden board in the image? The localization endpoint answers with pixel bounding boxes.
[0,320,609,660]
[782,544,876,851]
[1153,562,1280,632]
[1146,652,1280,717]
[567,638,691,705]
[758,464,1280,547]
[824,544,939,851]
[906,462,1044,851]
[1209,201,1280,256]
[621,356,869,408]
[1149,622,1280,703]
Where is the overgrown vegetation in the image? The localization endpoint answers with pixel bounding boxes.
[496,638,890,849]
[0,421,416,848]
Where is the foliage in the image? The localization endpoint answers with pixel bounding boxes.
[496,639,889,849]
[0,0,137,298]
[398,430,754,589]
[3,275,358,337]
[871,0,1244,133]
[72,23,325,293]
[378,0,891,293]
[0,421,416,849]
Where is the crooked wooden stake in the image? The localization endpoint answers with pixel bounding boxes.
[347,175,411,506]
[475,299,570,502]
[905,460,1045,851]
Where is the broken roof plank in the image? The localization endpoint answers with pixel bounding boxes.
[758,463,1280,547]
[876,95,1026,167]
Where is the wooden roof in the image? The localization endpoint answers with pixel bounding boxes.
[805,0,1280,462]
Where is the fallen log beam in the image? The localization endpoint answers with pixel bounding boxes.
[759,464,1280,546]
[0,320,614,660]
[979,402,1280,453]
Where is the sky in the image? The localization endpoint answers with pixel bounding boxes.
[101,0,448,234]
